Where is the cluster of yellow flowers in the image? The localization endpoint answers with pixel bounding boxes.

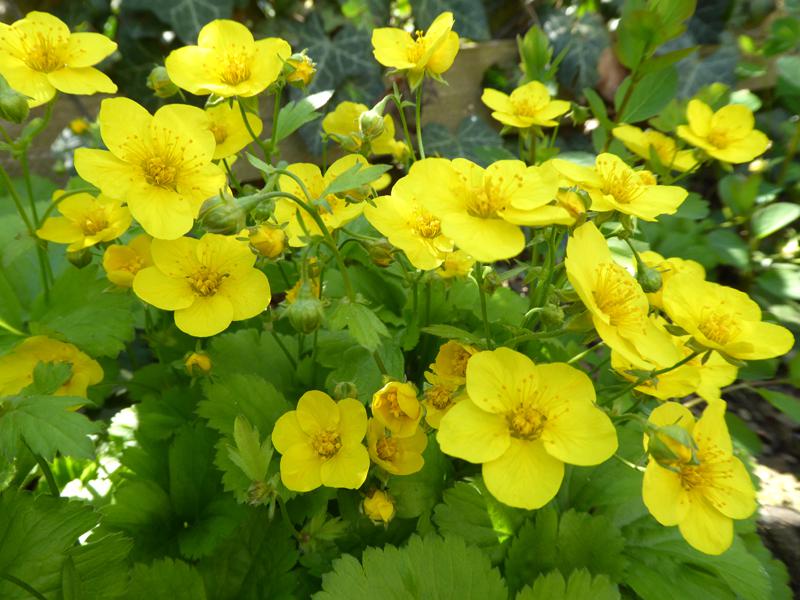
[0,9,794,560]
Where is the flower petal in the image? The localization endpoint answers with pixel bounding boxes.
[678,494,733,555]
[46,67,116,95]
[149,236,200,276]
[173,294,234,337]
[436,398,510,463]
[64,32,117,67]
[73,149,137,198]
[643,461,690,525]
[219,268,270,321]
[466,348,537,413]
[280,443,323,492]
[272,411,307,454]
[132,267,195,310]
[482,438,564,509]
[336,398,368,446]
[296,390,340,436]
[320,444,370,489]
[371,28,416,70]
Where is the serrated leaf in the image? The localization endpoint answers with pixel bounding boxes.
[30,265,134,357]
[124,0,233,43]
[433,479,526,563]
[516,569,620,600]
[64,533,133,600]
[0,395,101,460]
[275,92,332,143]
[198,373,290,437]
[329,300,388,352]
[421,324,483,344]
[315,534,507,600]
[751,203,800,239]
[27,361,72,396]
[207,329,297,390]
[228,416,273,482]
[125,558,208,600]
[322,163,392,197]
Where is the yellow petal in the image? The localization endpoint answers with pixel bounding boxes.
[153,103,216,164]
[466,348,536,413]
[132,267,195,310]
[46,66,116,95]
[218,269,270,321]
[686,99,713,139]
[127,186,195,240]
[336,398,368,446]
[678,494,733,555]
[371,28,415,69]
[704,456,756,520]
[280,443,323,492]
[164,46,215,95]
[196,233,254,277]
[36,217,82,244]
[481,89,513,113]
[440,212,524,262]
[150,236,200,276]
[710,131,770,164]
[482,438,564,509]
[73,149,137,199]
[643,461,690,525]
[734,320,794,360]
[244,38,291,97]
[648,401,695,432]
[65,32,117,67]
[710,104,754,139]
[629,185,688,221]
[436,398,510,463]
[97,97,153,161]
[319,444,370,489]
[0,55,55,106]
[296,390,340,436]
[694,400,732,455]
[426,31,459,75]
[272,411,307,453]
[174,294,234,337]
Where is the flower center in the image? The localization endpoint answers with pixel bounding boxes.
[219,52,252,85]
[449,347,471,377]
[507,404,547,440]
[142,156,178,188]
[21,32,65,72]
[600,164,645,205]
[510,95,547,118]
[80,209,109,235]
[311,430,342,459]
[467,187,506,219]
[698,309,741,345]
[380,389,406,418]
[646,133,677,164]
[707,128,733,148]
[375,436,398,461]
[592,263,645,327]
[425,385,453,410]
[407,31,427,63]
[209,122,228,144]
[121,255,144,274]
[412,209,441,238]
[187,266,227,297]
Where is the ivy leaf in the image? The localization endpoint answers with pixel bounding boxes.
[433,479,526,564]
[675,33,738,98]
[516,569,620,600]
[315,534,507,599]
[125,558,208,600]
[124,0,234,43]
[0,394,101,460]
[329,299,389,352]
[423,116,509,166]
[410,0,490,41]
[30,265,135,357]
[544,10,610,97]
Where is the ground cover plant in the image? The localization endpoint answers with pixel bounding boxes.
[0,0,799,598]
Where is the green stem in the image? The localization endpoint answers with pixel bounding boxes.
[506,327,570,348]
[222,158,242,194]
[237,97,270,162]
[473,263,493,348]
[0,317,25,336]
[268,84,284,161]
[19,151,38,225]
[528,127,537,165]
[271,331,298,371]
[25,441,59,497]
[605,350,704,402]
[778,119,800,185]
[415,85,425,160]
[567,341,604,364]
[390,87,417,162]
[372,351,388,376]
[1,574,48,600]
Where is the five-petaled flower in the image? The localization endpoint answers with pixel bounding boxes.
[36,192,131,251]
[482,81,570,129]
[677,100,769,164]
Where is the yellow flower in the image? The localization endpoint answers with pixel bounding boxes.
[430,340,477,386]
[643,401,756,555]
[69,118,90,134]
[132,233,270,337]
[36,192,131,251]
[364,168,454,270]
[662,273,794,360]
[74,98,225,240]
[481,81,570,128]
[274,155,375,247]
[271,390,369,492]
[102,234,153,288]
[0,335,103,398]
[285,53,316,87]
[165,19,290,97]
[519,188,586,227]
[0,11,116,107]
[205,101,263,160]
[363,489,395,524]
[677,100,770,164]
[565,222,676,365]
[184,351,211,375]
[372,381,422,438]
[552,153,687,221]
[412,158,558,262]
[322,101,407,159]
[371,11,459,88]
[422,371,463,429]
[436,249,475,278]
[437,348,617,509]
[247,223,285,258]
[367,418,427,475]
[612,125,698,172]
[638,250,705,310]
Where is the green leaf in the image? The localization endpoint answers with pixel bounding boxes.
[325,342,404,404]
[421,324,483,344]
[30,265,135,357]
[504,509,626,594]
[27,361,73,396]
[410,0,490,41]
[275,91,332,143]
[677,35,739,98]
[315,534,507,599]
[516,569,620,600]
[423,116,509,167]
[63,533,133,600]
[125,558,208,600]
[583,88,613,130]
[322,162,392,197]
[638,47,697,75]
[387,434,452,518]
[329,299,389,352]
[0,394,101,460]
[756,264,800,301]
[207,329,297,390]
[433,479,526,563]
[124,0,233,43]
[718,173,759,216]
[751,203,800,239]
[545,11,610,96]
[756,389,800,423]
[228,416,273,482]
[707,229,749,269]
[776,55,800,113]
[618,67,679,123]
[519,26,555,83]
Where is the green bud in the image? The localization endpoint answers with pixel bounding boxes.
[333,381,359,400]
[284,52,316,88]
[358,110,385,141]
[647,423,698,468]
[0,86,29,124]
[200,192,245,234]
[637,264,662,293]
[286,281,325,334]
[146,66,179,98]
[367,238,395,267]
[482,270,502,295]
[540,303,565,327]
[66,248,92,269]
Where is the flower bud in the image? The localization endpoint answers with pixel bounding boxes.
[0,86,29,124]
[540,303,565,327]
[66,248,92,269]
[69,118,90,135]
[184,351,212,376]
[146,66,179,98]
[363,490,395,525]
[249,223,285,259]
[367,238,394,267]
[286,280,324,334]
[284,53,316,88]
[647,424,698,468]
[637,264,662,293]
[333,381,359,400]
[200,191,246,234]
[482,270,502,295]
[358,96,390,142]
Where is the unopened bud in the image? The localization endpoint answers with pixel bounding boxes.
[333,381,359,400]
[540,303,565,327]
[66,248,92,268]
[367,238,394,267]
[363,489,395,525]
[358,97,390,141]
[249,223,285,259]
[286,280,324,334]
[482,270,502,295]
[184,351,212,375]
[146,66,179,98]
[647,424,698,468]
[0,85,29,124]
[637,264,662,293]
[200,191,246,234]
[284,53,316,88]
